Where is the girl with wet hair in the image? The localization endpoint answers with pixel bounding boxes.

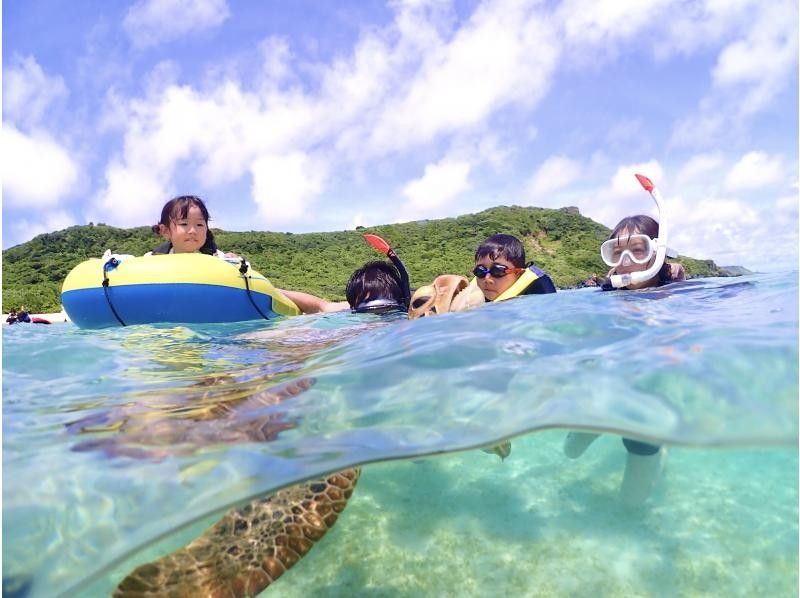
[601,214,686,290]
[565,213,686,506]
[148,195,223,256]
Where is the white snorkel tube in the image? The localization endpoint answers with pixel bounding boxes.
[608,173,669,289]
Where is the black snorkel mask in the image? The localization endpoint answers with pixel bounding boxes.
[360,233,412,312]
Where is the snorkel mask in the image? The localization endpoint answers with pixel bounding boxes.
[600,234,657,268]
[355,233,412,313]
[606,174,670,289]
[352,298,405,314]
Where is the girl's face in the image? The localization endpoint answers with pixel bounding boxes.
[159,205,207,253]
[475,255,523,301]
[607,229,658,289]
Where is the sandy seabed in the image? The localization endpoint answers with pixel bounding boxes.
[99,432,798,597]
[271,434,798,597]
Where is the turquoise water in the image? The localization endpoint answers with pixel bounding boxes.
[3,274,798,597]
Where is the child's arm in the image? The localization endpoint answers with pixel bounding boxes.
[669,262,687,281]
[279,289,349,314]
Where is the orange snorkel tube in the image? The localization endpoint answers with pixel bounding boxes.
[363,233,411,309]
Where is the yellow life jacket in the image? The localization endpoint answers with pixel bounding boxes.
[468,265,557,303]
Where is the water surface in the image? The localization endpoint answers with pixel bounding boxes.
[3,273,797,596]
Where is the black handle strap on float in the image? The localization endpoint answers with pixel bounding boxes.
[238,257,271,320]
[101,258,127,326]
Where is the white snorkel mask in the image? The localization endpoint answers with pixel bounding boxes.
[605,174,670,289]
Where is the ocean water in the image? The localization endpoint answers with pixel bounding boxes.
[2,273,797,597]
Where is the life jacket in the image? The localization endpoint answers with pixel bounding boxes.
[492,264,557,302]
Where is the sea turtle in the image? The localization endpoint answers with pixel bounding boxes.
[68,375,312,460]
[64,371,361,597]
[110,276,508,596]
[115,468,361,597]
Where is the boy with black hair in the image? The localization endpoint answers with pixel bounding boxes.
[281,260,405,315]
[345,261,405,313]
[472,233,556,302]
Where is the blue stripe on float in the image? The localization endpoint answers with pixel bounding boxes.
[62,283,279,329]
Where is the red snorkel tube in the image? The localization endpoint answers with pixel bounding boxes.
[363,233,411,309]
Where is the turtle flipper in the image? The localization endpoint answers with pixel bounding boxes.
[482,440,512,460]
[115,468,360,598]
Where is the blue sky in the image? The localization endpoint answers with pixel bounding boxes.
[3,0,798,271]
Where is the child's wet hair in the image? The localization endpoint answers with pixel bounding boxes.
[346,261,403,308]
[152,195,218,253]
[475,234,526,268]
[609,215,659,240]
[152,196,211,232]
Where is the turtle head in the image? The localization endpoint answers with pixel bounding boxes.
[408,275,485,319]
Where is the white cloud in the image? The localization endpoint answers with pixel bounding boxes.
[559,0,673,48]
[711,0,798,114]
[90,160,170,227]
[320,34,395,127]
[658,0,754,58]
[606,118,646,148]
[610,160,665,198]
[258,37,294,89]
[641,175,799,272]
[775,195,799,219]
[86,0,795,251]
[97,87,136,134]
[562,160,665,229]
[666,193,796,271]
[124,0,230,48]
[669,110,726,149]
[250,152,327,225]
[673,195,758,228]
[3,55,67,129]
[12,210,78,243]
[527,156,581,198]
[670,0,797,146]
[402,159,471,211]
[95,0,563,230]
[724,151,783,191]
[89,80,320,227]
[473,133,511,172]
[89,84,218,227]
[675,152,724,188]
[363,1,560,155]
[2,126,80,207]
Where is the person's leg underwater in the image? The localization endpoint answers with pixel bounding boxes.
[620,439,667,507]
[563,431,601,458]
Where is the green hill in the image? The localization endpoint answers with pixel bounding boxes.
[2,205,724,313]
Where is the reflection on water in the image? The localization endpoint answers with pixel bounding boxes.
[3,274,798,596]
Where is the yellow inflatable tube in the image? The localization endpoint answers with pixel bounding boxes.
[62,253,300,328]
